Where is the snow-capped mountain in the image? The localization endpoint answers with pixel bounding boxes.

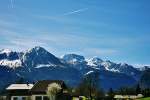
[0,49,20,60]
[87,57,103,66]
[61,54,85,64]
[21,46,62,68]
[61,54,87,71]
[0,49,13,55]
[86,57,105,70]
[62,54,140,78]
[0,49,22,68]
[86,58,139,75]
[136,66,150,71]
[0,46,144,91]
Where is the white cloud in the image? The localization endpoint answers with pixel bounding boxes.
[82,48,118,56]
[10,39,46,47]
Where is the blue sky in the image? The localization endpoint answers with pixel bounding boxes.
[0,0,150,66]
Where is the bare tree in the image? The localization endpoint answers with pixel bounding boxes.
[46,83,62,100]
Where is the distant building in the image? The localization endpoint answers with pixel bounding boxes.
[6,80,71,100]
[114,94,143,100]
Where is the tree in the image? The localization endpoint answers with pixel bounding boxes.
[85,71,100,99]
[136,84,141,95]
[117,87,136,95]
[142,88,150,97]
[140,68,150,89]
[108,88,114,99]
[46,83,62,100]
[75,71,103,100]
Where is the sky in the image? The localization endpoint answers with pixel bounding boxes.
[0,0,150,66]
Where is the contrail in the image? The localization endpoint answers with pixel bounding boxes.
[63,8,88,16]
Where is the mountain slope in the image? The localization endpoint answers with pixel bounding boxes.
[140,68,150,88]
[21,46,62,68]
[0,47,144,91]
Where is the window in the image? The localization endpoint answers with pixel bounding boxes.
[43,96,49,100]
[35,96,42,100]
[13,97,18,100]
[22,97,26,100]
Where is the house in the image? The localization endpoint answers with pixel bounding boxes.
[30,80,70,100]
[6,84,33,100]
[114,94,143,100]
[6,80,71,100]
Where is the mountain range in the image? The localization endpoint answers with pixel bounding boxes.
[0,46,149,91]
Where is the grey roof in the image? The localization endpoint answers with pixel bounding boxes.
[6,84,33,90]
[30,80,66,94]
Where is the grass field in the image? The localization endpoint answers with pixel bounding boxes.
[138,97,150,100]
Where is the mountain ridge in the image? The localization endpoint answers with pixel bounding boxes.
[0,46,148,91]
[0,47,148,71]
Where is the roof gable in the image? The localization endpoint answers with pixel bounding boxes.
[30,80,66,94]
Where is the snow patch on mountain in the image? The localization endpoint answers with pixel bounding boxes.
[35,64,57,68]
[61,54,85,64]
[86,57,103,66]
[0,59,22,68]
[101,61,112,70]
[85,70,94,75]
[109,68,120,72]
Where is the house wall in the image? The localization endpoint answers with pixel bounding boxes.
[31,95,47,100]
[10,95,46,100]
[0,96,6,100]
[8,94,72,100]
[11,96,30,100]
